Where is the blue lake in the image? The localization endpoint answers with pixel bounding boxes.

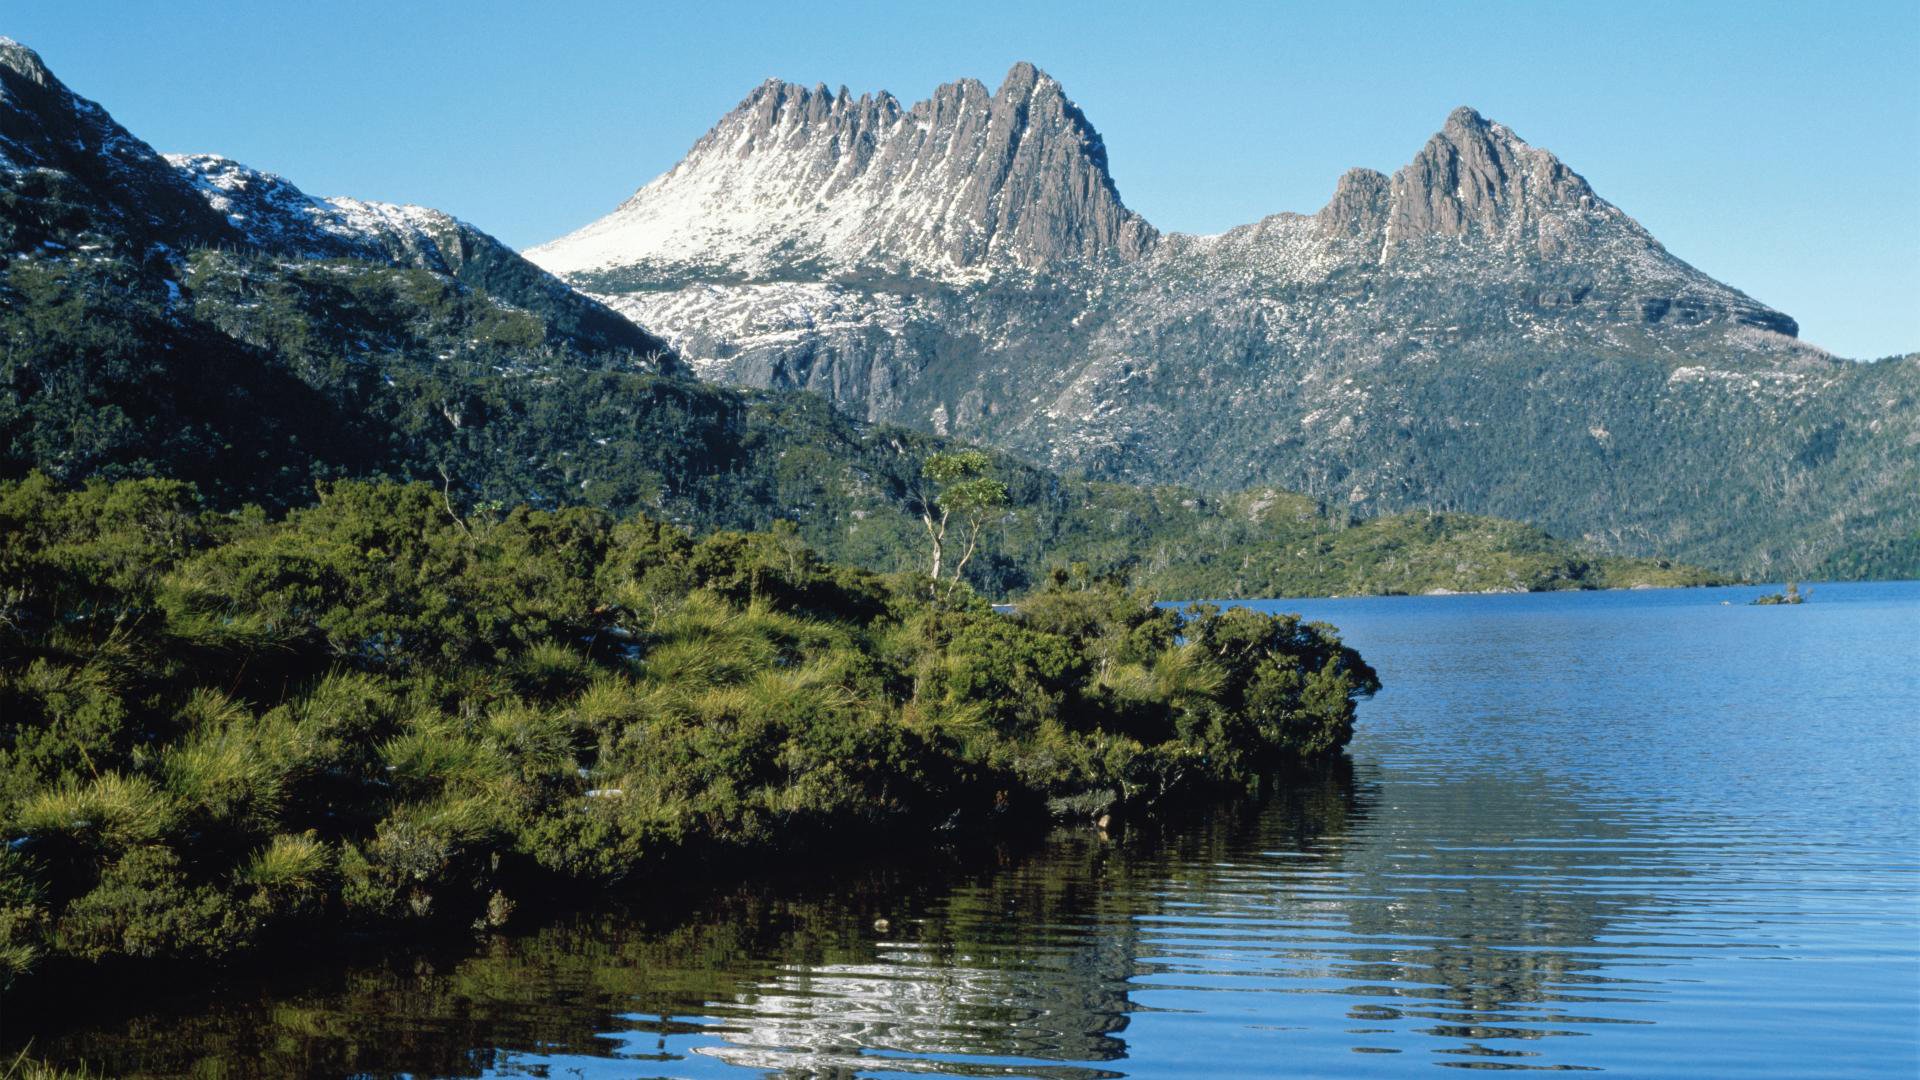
[26,581,1920,1077]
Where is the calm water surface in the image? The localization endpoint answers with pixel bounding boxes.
[20,582,1920,1077]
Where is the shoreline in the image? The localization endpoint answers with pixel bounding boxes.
[1179,579,1906,606]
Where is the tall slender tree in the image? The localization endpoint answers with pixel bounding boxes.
[916,450,1009,598]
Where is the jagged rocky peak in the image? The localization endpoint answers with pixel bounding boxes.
[1296,107,1797,334]
[1312,105,1633,252]
[665,76,908,212]
[528,61,1155,279]
[712,78,905,162]
[940,61,1153,268]
[1314,167,1392,239]
[1383,105,1632,253]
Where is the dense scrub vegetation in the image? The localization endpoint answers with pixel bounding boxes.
[0,475,1377,980]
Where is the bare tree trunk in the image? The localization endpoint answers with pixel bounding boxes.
[921,507,949,595]
[437,467,472,537]
[946,514,985,600]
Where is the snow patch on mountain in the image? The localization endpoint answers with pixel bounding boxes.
[165,152,467,265]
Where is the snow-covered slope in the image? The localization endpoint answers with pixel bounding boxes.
[166,152,503,270]
[165,152,461,262]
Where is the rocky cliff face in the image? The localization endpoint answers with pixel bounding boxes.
[532,65,1914,577]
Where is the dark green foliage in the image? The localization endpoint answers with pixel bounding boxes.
[53,846,254,962]
[0,257,387,504]
[0,476,1374,976]
[1815,525,1920,581]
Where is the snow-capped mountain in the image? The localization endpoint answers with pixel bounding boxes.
[528,62,1153,281]
[529,64,1916,576]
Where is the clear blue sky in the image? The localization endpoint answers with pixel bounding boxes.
[10,1,1917,357]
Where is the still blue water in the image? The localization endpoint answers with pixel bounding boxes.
[30,582,1920,1077]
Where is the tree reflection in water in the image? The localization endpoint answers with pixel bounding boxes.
[15,757,1715,1076]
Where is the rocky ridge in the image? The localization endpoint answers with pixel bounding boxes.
[164,152,672,359]
[0,36,667,364]
[0,37,233,251]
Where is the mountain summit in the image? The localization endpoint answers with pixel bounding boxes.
[528,62,1155,280]
[1300,105,1797,334]
[533,69,1913,577]
[1385,105,1617,249]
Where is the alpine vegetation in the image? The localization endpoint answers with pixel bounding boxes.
[0,474,1376,976]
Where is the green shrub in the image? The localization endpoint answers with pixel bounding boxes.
[237,833,331,892]
[0,851,51,987]
[0,661,129,807]
[236,833,333,923]
[511,641,593,701]
[161,726,284,831]
[54,846,254,961]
